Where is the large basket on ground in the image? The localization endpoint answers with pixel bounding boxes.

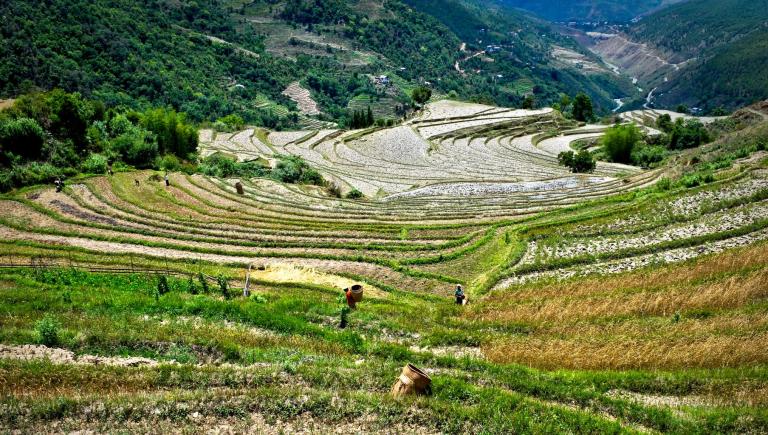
[391,363,431,398]
[350,284,363,302]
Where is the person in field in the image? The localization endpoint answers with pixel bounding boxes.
[454,284,465,305]
[345,287,356,309]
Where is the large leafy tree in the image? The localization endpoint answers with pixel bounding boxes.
[571,93,594,122]
[602,123,641,164]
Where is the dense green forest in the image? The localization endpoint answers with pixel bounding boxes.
[0,0,633,126]
[0,90,198,191]
[630,0,768,60]
[0,90,326,192]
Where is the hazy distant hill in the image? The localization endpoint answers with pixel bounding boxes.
[494,0,687,22]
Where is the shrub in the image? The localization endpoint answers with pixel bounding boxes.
[158,154,180,171]
[339,306,350,328]
[558,150,595,173]
[669,119,710,149]
[35,315,61,347]
[110,128,158,167]
[141,107,198,157]
[411,86,432,106]
[558,150,574,168]
[656,114,673,133]
[631,143,667,168]
[199,154,267,178]
[157,275,170,295]
[602,123,641,164]
[345,188,363,199]
[186,275,198,295]
[214,114,245,132]
[217,275,230,299]
[271,155,323,185]
[198,273,209,293]
[81,153,108,174]
[656,177,672,191]
[571,150,596,173]
[0,117,46,160]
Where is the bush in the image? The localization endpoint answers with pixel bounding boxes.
[572,150,596,173]
[0,117,46,160]
[345,188,363,199]
[198,273,209,293]
[602,123,641,164]
[141,107,198,157]
[81,153,108,174]
[214,114,245,132]
[158,154,180,171]
[558,150,595,173]
[217,275,230,299]
[656,177,672,191]
[271,155,324,185]
[557,150,574,168]
[656,114,673,133]
[411,86,432,106]
[110,128,158,168]
[631,143,667,168]
[0,161,68,192]
[199,154,268,178]
[669,119,710,149]
[157,275,170,295]
[35,315,61,347]
[186,275,198,295]
[680,172,715,188]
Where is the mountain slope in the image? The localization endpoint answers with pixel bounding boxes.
[0,0,634,124]
[585,0,768,111]
[494,0,688,22]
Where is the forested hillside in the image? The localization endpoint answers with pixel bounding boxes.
[629,0,768,110]
[493,0,687,22]
[0,0,633,126]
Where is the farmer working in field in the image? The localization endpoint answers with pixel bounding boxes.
[454,284,466,305]
[345,287,356,309]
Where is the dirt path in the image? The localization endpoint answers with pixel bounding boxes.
[0,344,160,367]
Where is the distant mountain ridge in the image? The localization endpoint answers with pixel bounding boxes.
[493,0,688,22]
[587,0,768,111]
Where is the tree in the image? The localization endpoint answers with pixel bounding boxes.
[669,119,710,149]
[141,108,198,158]
[572,150,596,173]
[557,150,574,168]
[571,93,593,122]
[557,150,595,173]
[602,123,641,164]
[656,113,673,133]
[0,117,45,160]
[411,86,432,106]
[676,104,689,114]
[521,95,535,109]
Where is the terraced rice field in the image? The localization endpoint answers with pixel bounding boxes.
[3,100,768,433]
[202,100,662,199]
